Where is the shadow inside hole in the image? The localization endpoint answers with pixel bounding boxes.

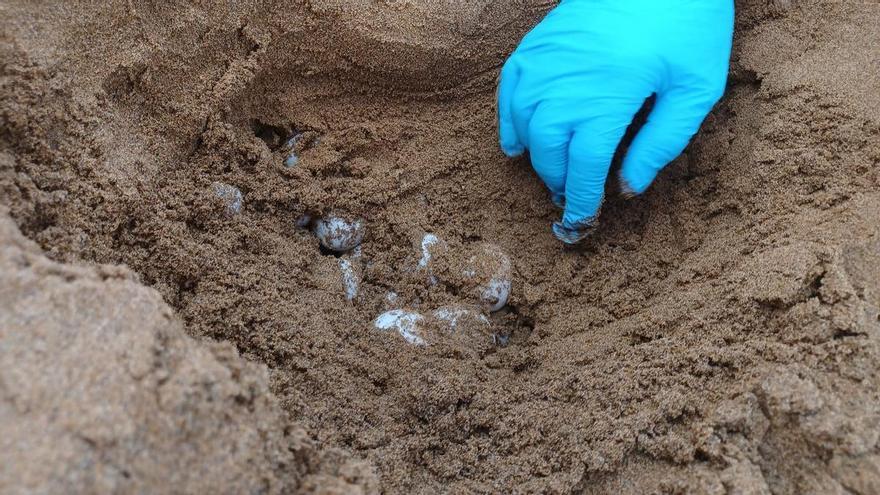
[250,119,288,150]
[318,244,344,258]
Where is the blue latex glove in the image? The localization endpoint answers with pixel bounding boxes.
[498,0,734,243]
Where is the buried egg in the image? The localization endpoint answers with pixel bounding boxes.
[384,291,401,309]
[282,134,301,167]
[284,152,299,168]
[313,256,361,302]
[374,310,426,346]
[432,305,508,347]
[463,243,511,312]
[314,215,365,252]
[432,305,490,332]
[338,258,360,301]
[417,233,447,285]
[295,214,313,229]
[212,182,243,216]
[480,272,511,312]
[418,233,442,268]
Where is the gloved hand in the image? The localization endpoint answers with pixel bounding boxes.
[498,0,734,243]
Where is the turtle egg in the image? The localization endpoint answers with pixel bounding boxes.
[463,243,511,312]
[480,273,511,312]
[284,152,299,167]
[374,310,426,346]
[212,182,243,216]
[314,215,365,252]
[432,305,490,333]
[283,134,301,167]
[417,233,446,285]
[384,291,401,309]
[418,234,441,268]
[338,258,360,301]
[295,214,313,229]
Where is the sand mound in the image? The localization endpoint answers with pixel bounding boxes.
[0,210,376,494]
[2,0,879,493]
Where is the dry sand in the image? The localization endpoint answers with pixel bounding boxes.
[2,0,879,493]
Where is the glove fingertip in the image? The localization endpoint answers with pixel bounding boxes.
[501,141,525,158]
[552,220,594,245]
[619,165,657,196]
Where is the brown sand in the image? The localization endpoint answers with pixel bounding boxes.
[2,0,879,493]
[0,209,377,494]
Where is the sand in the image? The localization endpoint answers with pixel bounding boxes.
[2,0,879,493]
[0,210,376,494]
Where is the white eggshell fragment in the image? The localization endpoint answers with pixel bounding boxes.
[463,243,511,312]
[314,215,365,252]
[212,182,243,216]
[374,310,426,346]
[338,258,360,302]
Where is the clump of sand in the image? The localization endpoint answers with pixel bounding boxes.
[0,209,377,494]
